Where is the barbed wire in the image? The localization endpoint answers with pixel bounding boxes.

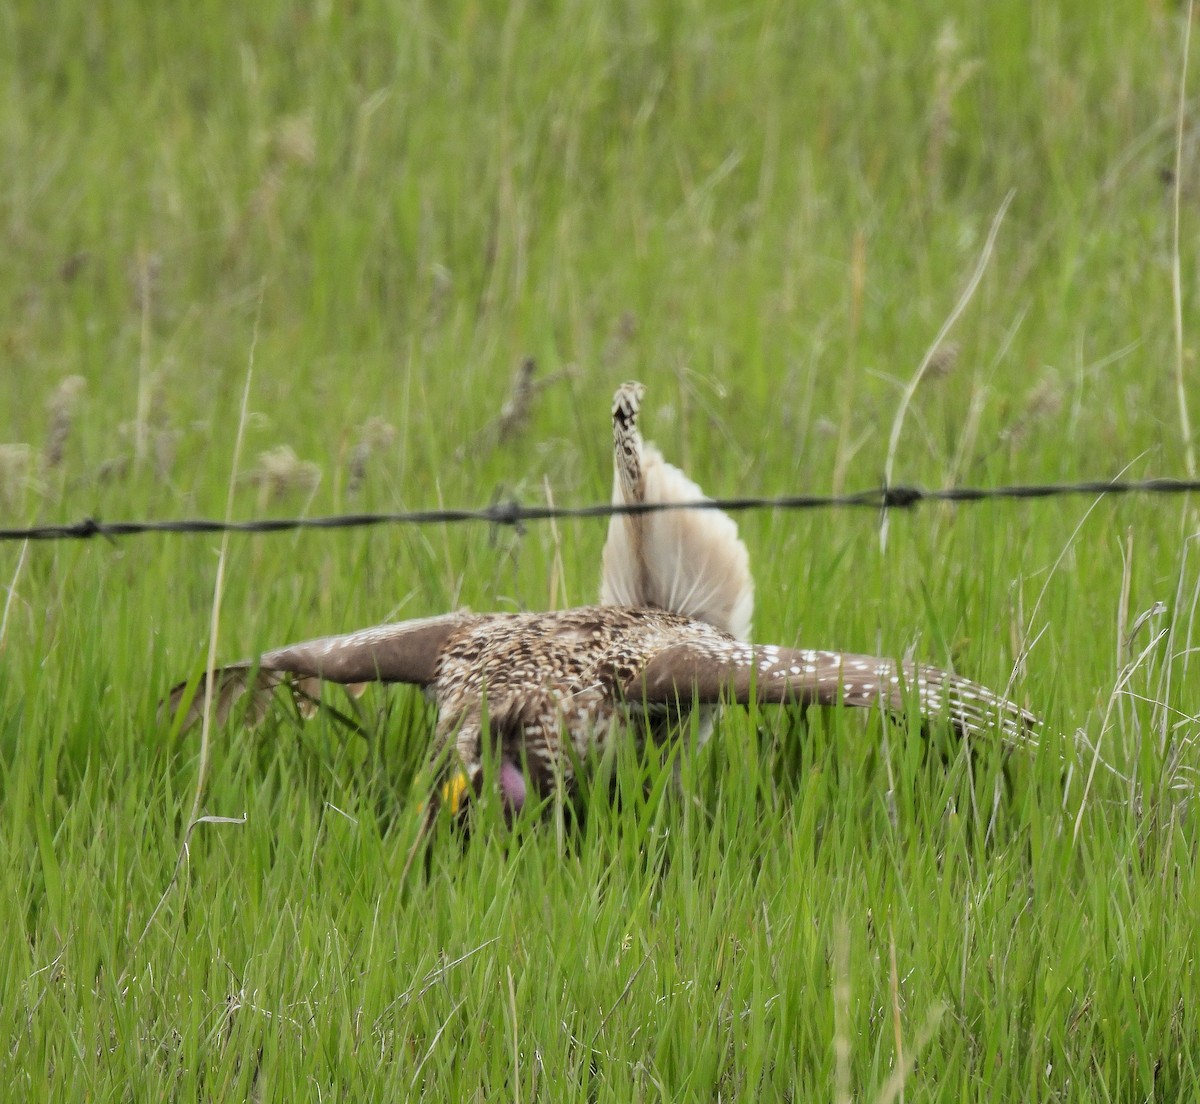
[2,476,1198,544]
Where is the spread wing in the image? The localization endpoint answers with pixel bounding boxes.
[164,612,481,729]
[629,641,1037,742]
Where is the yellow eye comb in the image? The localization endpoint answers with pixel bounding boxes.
[440,769,469,815]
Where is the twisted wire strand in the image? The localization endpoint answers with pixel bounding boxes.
[2,476,1199,543]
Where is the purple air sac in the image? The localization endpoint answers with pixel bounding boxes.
[499,761,527,813]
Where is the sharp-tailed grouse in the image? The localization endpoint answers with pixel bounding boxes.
[168,382,1036,817]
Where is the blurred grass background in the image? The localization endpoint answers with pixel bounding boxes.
[3,1,1200,1099]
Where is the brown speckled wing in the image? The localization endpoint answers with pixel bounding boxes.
[629,641,1037,742]
[254,612,481,684]
[164,611,481,728]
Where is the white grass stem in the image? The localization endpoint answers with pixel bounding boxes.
[118,303,262,990]
[409,997,466,1092]
[0,538,28,651]
[117,812,247,991]
[874,1001,947,1104]
[1005,455,1146,721]
[1172,0,1197,479]
[880,191,1013,552]
[1074,627,1169,844]
[888,930,905,1104]
[134,251,152,469]
[543,475,568,611]
[832,921,852,1104]
[507,965,522,1104]
[189,310,260,825]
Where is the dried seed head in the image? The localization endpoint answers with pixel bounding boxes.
[273,111,317,166]
[44,375,86,469]
[496,358,538,443]
[1025,372,1064,421]
[926,342,960,380]
[602,311,638,368]
[0,443,36,508]
[241,445,322,502]
[347,416,398,495]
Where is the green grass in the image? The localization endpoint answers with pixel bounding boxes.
[3,0,1200,1098]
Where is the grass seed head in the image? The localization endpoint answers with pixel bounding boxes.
[43,375,86,470]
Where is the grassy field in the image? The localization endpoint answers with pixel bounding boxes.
[3,1,1200,1098]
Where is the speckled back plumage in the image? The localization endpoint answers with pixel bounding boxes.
[433,606,730,796]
